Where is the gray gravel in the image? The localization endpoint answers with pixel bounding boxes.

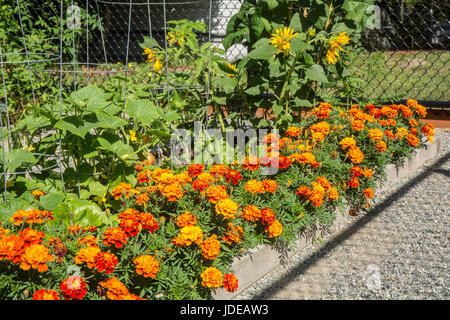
[234,129,450,300]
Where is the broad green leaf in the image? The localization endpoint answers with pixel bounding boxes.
[97,112,128,129]
[272,103,283,116]
[125,99,159,125]
[305,64,329,83]
[2,149,37,171]
[40,191,65,211]
[247,43,277,60]
[55,116,98,138]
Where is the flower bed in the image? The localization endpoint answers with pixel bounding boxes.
[0,100,436,300]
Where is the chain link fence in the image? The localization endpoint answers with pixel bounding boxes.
[2,0,449,104]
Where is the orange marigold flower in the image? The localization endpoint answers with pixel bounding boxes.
[60,275,87,300]
[94,252,119,274]
[339,137,356,150]
[327,187,339,200]
[206,185,229,203]
[222,223,243,244]
[20,244,54,272]
[364,188,374,199]
[225,169,242,185]
[351,119,365,131]
[103,227,128,249]
[99,277,131,300]
[421,123,434,137]
[215,198,238,219]
[244,180,264,194]
[209,164,229,178]
[363,168,373,179]
[242,205,261,223]
[67,224,82,235]
[111,182,136,200]
[406,133,420,147]
[161,183,184,201]
[32,289,60,300]
[223,273,239,293]
[30,190,46,200]
[187,164,204,177]
[368,128,384,142]
[260,207,275,225]
[348,177,360,189]
[19,228,45,247]
[409,119,419,127]
[286,127,302,137]
[347,146,364,164]
[384,130,395,140]
[77,235,98,247]
[316,176,331,190]
[134,192,150,208]
[376,141,387,152]
[265,220,283,238]
[201,235,221,260]
[139,212,159,234]
[9,209,53,226]
[380,106,398,118]
[399,105,413,118]
[176,211,197,228]
[172,226,203,247]
[75,245,101,268]
[136,169,150,184]
[409,127,418,135]
[350,166,363,177]
[396,127,409,139]
[241,155,260,171]
[134,255,160,279]
[0,234,24,264]
[201,267,223,289]
[310,121,330,135]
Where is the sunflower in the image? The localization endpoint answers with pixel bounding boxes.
[270,27,298,55]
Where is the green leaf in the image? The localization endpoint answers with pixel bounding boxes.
[247,43,277,60]
[54,116,98,138]
[290,37,312,54]
[272,103,283,116]
[1,149,37,171]
[68,199,110,227]
[88,181,108,197]
[125,99,159,125]
[96,112,128,129]
[305,64,329,83]
[289,12,302,33]
[40,191,65,211]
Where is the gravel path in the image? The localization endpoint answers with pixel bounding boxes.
[234,129,450,300]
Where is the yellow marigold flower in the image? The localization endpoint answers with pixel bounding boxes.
[339,137,357,150]
[134,255,160,279]
[75,245,101,269]
[351,119,365,131]
[347,146,364,164]
[327,187,339,200]
[176,211,197,228]
[142,47,163,71]
[201,267,223,289]
[215,198,238,219]
[20,244,54,272]
[77,235,98,247]
[161,183,184,201]
[244,179,264,194]
[201,235,221,260]
[265,220,283,238]
[242,205,261,223]
[270,26,298,55]
[206,185,229,203]
[172,226,203,247]
[368,128,384,142]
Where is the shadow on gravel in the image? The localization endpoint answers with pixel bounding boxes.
[252,150,450,300]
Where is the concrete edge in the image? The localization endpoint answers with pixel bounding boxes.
[212,134,442,300]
